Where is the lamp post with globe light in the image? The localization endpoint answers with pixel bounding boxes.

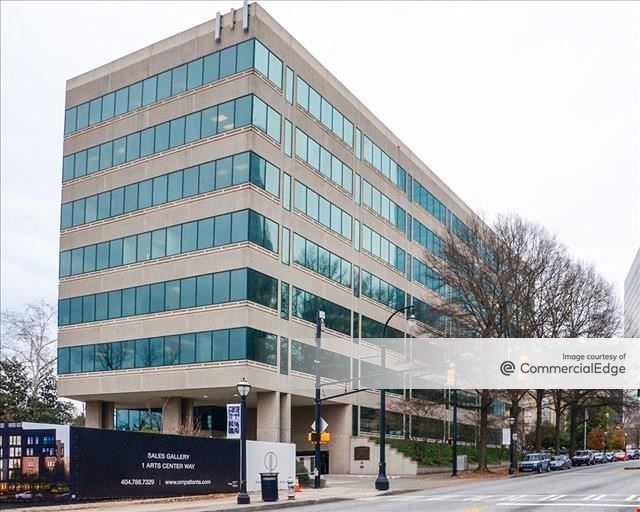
[375,306,416,491]
[237,378,251,505]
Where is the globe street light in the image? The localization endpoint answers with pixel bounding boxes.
[237,378,251,505]
[375,305,415,491]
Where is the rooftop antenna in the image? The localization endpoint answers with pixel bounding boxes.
[243,0,250,32]
[215,11,222,42]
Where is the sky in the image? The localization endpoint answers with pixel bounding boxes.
[1,1,639,314]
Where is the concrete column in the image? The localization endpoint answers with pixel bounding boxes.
[85,401,103,428]
[162,397,182,434]
[257,391,280,442]
[324,404,351,474]
[101,402,115,430]
[182,398,194,434]
[279,393,291,443]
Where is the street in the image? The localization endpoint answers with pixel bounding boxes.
[303,460,640,511]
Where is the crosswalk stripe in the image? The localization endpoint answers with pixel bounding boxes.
[623,495,638,502]
[582,494,597,500]
[464,495,492,501]
[549,495,566,501]
[592,494,607,500]
[540,495,559,501]
[497,495,526,501]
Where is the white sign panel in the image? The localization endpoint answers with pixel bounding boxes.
[311,417,328,432]
[226,404,241,439]
[246,441,296,492]
[502,428,511,445]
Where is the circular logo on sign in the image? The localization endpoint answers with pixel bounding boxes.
[264,451,278,472]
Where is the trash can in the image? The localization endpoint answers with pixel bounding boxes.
[260,472,279,502]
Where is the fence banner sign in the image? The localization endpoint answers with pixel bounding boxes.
[227,403,241,439]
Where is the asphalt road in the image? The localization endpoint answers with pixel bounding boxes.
[302,460,640,511]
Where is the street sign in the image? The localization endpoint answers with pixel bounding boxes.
[311,417,328,432]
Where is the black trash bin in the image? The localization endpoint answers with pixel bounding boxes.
[260,472,279,502]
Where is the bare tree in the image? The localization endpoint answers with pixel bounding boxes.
[1,300,58,399]
[416,213,621,469]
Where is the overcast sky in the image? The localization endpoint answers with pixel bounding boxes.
[1,1,638,314]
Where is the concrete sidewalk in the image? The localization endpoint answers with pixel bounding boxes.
[10,473,478,512]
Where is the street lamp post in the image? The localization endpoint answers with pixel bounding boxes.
[451,389,458,477]
[508,417,516,475]
[375,305,416,491]
[237,378,251,505]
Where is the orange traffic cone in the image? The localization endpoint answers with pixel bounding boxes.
[294,477,302,492]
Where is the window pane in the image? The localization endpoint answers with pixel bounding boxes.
[169,117,185,148]
[203,53,220,83]
[199,162,215,192]
[128,82,143,110]
[113,137,126,166]
[185,112,201,143]
[234,95,252,127]
[219,46,237,78]
[179,334,195,364]
[151,229,166,259]
[154,122,170,152]
[135,285,150,315]
[201,106,218,137]
[187,58,203,90]
[213,271,230,304]
[109,238,123,267]
[124,183,138,213]
[166,225,181,255]
[218,100,235,133]
[196,332,212,362]
[214,214,231,246]
[157,70,172,100]
[140,127,154,157]
[231,209,248,242]
[142,76,157,106]
[212,330,229,361]
[236,40,254,71]
[180,277,196,308]
[102,93,115,121]
[149,283,165,313]
[196,274,212,306]
[197,218,214,249]
[171,64,187,95]
[165,280,180,310]
[126,132,140,161]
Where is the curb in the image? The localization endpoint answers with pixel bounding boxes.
[202,488,420,512]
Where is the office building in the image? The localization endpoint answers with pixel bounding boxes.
[57,3,504,473]
[624,248,640,337]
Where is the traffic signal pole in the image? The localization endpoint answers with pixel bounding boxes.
[314,311,324,489]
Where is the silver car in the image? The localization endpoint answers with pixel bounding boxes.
[549,455,571,470]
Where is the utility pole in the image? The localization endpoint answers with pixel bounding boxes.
[314,310,325,489]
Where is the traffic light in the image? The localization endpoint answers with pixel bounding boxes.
[308,432,331,444]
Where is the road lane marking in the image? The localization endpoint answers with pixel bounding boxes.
[496,495,527,501]
[461,506,491,512]
[497,503,638,508]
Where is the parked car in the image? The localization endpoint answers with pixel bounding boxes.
[605,451,615,462]
[614,451,628,461]
[519,453,551,473]
[593,452,608,463]
[629,449,640,460]
[572,450,594,466]
[549,455,571,470]
[15,491,44,501]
